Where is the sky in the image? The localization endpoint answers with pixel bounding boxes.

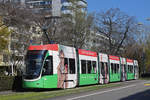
[86,0,150,25]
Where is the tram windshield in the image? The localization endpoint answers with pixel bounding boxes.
[24,50,46,79]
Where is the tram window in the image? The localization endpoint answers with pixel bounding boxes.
[114,64,117,73]
[131,65,133,73]
[128,65,131,73]
[116,64,119,73]
[64,58,69,73]
[42,56,53,75]
[135,66,137,72]
[101,62,105,75]
[130,65,132,73]
[92,61,97,73]
[64,58,68,66]
[111,63,114,74]
[81,60,86,74]
[128,65,133,73]
[111,63,113,73]
[105,63,108,74]
[129,65,130,73]
[130,65,131,73]
[69,58,75,74]
[124,65,126,73]
[87,60,92,74]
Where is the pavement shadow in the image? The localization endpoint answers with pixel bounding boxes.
[120,89,150,100]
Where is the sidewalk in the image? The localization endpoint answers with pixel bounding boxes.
[0,90,14,95]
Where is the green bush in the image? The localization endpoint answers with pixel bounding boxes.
[0,76,14,91]
[0,76,22,91]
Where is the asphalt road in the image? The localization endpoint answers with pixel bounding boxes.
[50,80,150,100]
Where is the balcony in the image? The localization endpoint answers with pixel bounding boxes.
[77,1,87,8]
[61,9,73,15]
[62,2,72,7]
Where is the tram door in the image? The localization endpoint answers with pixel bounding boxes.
[134,60,139,79]
[121,64,127,81]
[120,58,126,81]
[99,53,109,84]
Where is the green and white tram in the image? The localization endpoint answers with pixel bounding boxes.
[22,44,139,89]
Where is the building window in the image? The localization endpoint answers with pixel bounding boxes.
[61,0,69,3]
[61,6,69,11]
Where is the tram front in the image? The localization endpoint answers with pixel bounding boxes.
[23,49,47,88]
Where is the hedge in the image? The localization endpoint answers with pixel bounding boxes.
[0,76,22,91]
[141,73,150,78]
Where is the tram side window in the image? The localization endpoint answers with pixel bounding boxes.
[135,66,137,72]
[92,61,97,74]
[128,65,133,73]
[64,58,69,73]
[87,60,92,74]
[114,64,117,73]
[116,64,120,73]
[124,65,126,73]
[101,62,105,75]
[111,63,114,74]
[128,65,129,73]
[42,56,53,75]
[81,60,86,74]
[105,63,108,74]
[64,58,68,66]
[131,65,133,73]
[111,63,119,74]
[69,58,75,74]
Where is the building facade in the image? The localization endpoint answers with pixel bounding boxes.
[24,0,87,16]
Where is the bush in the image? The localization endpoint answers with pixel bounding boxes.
[0,76,22,91]
[0,76,14,91]
[12,76,23,91]
[141,73,150,78]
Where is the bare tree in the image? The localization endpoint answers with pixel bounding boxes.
[58,0,94,49]
[0,1,34,75]
[95,8,139,55]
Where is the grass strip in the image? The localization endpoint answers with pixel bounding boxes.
[0,83,121,100]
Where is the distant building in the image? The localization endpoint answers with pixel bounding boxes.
[85,31,111,53]
[24,0,87,16]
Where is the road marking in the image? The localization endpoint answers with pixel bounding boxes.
[144,83,150,86]
[67,85,136,100]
